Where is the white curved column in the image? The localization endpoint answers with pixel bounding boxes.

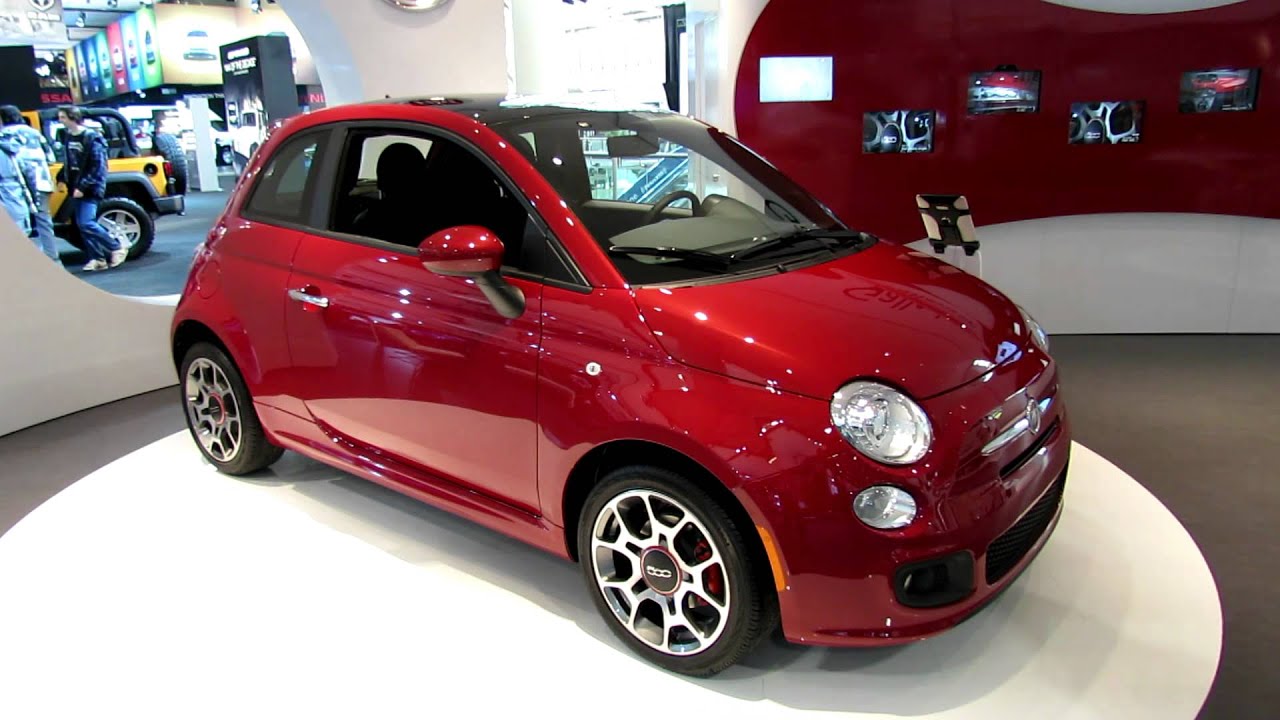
[913,213,1280,334]
[0,219,176,438]
[277,0,509,105]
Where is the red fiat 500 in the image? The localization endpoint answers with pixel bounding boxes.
[171,96,1069,676]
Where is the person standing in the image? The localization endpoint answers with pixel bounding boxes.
[58,105,126,271]
[0,132,37,240]
[0,105,60,263]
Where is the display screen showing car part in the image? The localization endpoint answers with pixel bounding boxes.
[1068,101,1143,144]
[863,110,935,154]
[759,56,834,103]
[968,70,1041,114]
[1179,68,1259,113]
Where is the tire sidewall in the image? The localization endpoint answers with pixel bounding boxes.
[577,467,770,676]
[180,342,260,475]
[98,197,155,259]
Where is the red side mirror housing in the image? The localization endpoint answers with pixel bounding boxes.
[418,225,504,277]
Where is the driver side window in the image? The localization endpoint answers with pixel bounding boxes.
[326,127,579,285]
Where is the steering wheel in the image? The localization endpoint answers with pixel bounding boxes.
[643,190,702,225]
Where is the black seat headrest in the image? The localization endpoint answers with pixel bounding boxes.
[376,142,425,197]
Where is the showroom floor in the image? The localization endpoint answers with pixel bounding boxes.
[59,190,231,297]
[0,334,1275,719]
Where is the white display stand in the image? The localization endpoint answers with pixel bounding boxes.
[0,434,1220,719]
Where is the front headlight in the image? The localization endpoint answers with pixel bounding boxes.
[830,381,932,465]
[1019,306,1049,352]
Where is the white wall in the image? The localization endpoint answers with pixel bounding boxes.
[277,0,509,105]
[0,219,176,438]
[911,214,1280,334]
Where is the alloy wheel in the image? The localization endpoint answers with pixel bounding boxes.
[184,358,242,463]
[590,489,731,656]
[100,209,142,248]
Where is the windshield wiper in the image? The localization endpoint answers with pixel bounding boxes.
[608,245,732,270]
[731,229,869,263]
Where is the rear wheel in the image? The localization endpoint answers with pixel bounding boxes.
[180,342,283,475]
[98,196,155,259]
[578,466,778,677]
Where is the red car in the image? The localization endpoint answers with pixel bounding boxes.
[171,96,1069,676]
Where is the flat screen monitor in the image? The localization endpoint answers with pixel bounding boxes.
[863,110,935,154]
[1179,68,1259,112]
[759,56,834,103]
[1068,101,1143,144]
[968,70,1041,114]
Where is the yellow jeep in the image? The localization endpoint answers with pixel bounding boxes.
[23,107,185,259]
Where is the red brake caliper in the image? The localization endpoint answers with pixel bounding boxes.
[693,539,724,603]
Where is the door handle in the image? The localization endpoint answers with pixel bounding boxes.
[288,287,330,309]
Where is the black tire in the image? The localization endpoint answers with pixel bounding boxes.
[179,342,284,476]
[218,145,234,167]
[577,466,779,677]
[98,196,155,260]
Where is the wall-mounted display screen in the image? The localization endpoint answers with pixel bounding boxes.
[1068,101,1143,144]
[1179,68,1259,113]
[863,110,935,154]
[759,56,834,103]
[968,70,1041,114]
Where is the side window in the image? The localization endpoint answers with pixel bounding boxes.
[329,127,578,284]
[244,134,322,225]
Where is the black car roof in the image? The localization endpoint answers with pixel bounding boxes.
[376,94,673,127]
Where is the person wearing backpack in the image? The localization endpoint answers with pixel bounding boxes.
[59,105,126,271]
[0,105,60,262]
[0,132,37,241]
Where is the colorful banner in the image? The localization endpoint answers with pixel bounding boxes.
[63,3,315,102]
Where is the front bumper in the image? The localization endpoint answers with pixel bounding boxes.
[155,194,185,216]
[738,349,1071,646]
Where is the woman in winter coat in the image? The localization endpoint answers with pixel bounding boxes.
[0,133,37,240]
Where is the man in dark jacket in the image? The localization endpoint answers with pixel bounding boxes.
[58,105,126,271]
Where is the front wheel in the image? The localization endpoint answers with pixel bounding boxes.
[578,467,778,676]
[180,342,283,475]
[98,197,155,260]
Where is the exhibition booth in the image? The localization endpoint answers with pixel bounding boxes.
[1,0,1273,716]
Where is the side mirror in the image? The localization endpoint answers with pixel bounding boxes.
[418,225,504,277]
[418,225,525,319]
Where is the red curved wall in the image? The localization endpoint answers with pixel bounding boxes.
[735,0,1280,242]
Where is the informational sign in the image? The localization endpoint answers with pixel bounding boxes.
[0,0,65,46]
[155,4,316,86]
[220,35,300,170]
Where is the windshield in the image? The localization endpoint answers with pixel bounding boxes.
[490,110,850,284]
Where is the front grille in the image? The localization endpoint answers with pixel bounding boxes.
[984,471,1066,585]
[1000,419,1060,479]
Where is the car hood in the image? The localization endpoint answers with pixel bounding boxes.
[633,242,1031,400]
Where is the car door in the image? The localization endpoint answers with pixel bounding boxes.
[283,125,549,513]
[217,128,329,417]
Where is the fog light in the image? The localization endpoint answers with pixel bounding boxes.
[854,486,917,529]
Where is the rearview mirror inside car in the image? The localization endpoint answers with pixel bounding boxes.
[607,133,660,158]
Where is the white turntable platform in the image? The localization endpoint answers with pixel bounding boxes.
[0,434,1221,719]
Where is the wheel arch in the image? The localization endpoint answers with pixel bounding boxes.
[171,319,233,373]
[561,439,780,602]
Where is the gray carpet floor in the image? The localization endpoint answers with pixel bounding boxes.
[0,334,1275,718]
